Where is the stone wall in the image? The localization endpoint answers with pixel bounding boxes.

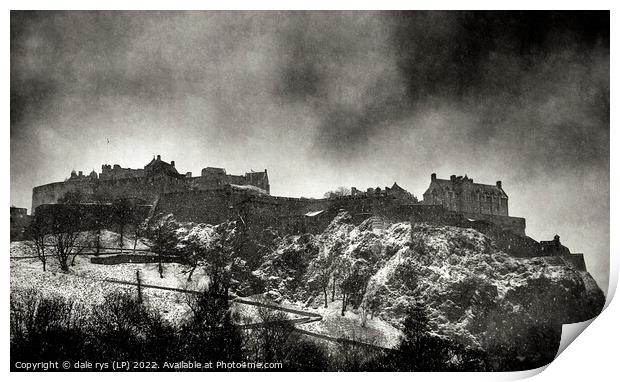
[33,203,151,233]
[462,212,526,236]
[154,188,328,230]
[32,171,270,212]
[154,190,529,238]
[154,189,235,224]
[560,253,587,271]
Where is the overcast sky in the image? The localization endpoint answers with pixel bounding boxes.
[10,11,609,291]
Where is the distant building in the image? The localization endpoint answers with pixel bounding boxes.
[10,206,31,241]
[350,182,418,203]
[422,173,508,216]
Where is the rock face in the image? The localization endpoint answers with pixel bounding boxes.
[253,212,605,370]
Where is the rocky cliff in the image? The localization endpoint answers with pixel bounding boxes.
[253,212,605,370]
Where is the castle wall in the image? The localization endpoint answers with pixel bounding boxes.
[99,166,144,180]
[560,253,587,271]
[31,154,271,214]
[154,189,529,238]
[462,212,526,237]
[31,175,189,212]
[33,203,151,233]
[32,181,96,212]
[154,189,235,224]
[32,170,268,211]
[154,189,328,229]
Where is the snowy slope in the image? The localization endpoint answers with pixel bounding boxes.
[254,212,605,367]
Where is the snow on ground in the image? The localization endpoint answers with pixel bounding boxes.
[302,302,401,348]
[96,229,150,250]
[277,299,401,349]
[231,299,305,325]
[10,241,298,325]
[10,256,191,321]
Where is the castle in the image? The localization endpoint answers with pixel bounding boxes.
[31,157,527,237]
[31,155,269,211]
[25,160,589,270]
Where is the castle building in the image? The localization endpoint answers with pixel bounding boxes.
[422,173,508,216]
[421,173,525,236]
[31,155,269,213]
[10,206,31,241]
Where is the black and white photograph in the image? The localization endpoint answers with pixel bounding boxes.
[9,8,611,374]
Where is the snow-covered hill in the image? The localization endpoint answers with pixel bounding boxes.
[254,212,605,369]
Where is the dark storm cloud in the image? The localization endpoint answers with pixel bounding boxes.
[270,11,609,169]
[391,11,608,101]
[11,11,146,135]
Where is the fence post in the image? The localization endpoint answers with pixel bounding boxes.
[96,231,100,256]
[136,270,143,304]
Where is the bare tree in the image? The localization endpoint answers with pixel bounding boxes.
[142,214,180,278]
[337,259,370,317]
[46,206,86,272]
[91,189,109,255]
[132,220,143,255]
[112,199,134,253]
[323,186,351,199]
[24,216,48,271]
[57,189,85,205]
[307,249,336,308]
[176,225,218,282]
[179,238,204,282]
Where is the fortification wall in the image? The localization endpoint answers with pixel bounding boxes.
[560,253,587,271]
[32,203,151,233]
[462,212,526,237]
[32,181,96,212]
[145,187,528,239]
[32,176,193,212]
[155,189,328,229]
[155,189,234,224]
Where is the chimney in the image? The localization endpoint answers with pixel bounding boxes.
[431,173,437,181]
[78,171,83,177]
[186,172,192,177]
[171,160,175,167]
[450,175,456,182]
[157,155,161,161]
[496,181,502,189]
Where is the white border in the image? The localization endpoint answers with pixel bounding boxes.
[3,2,617,381]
